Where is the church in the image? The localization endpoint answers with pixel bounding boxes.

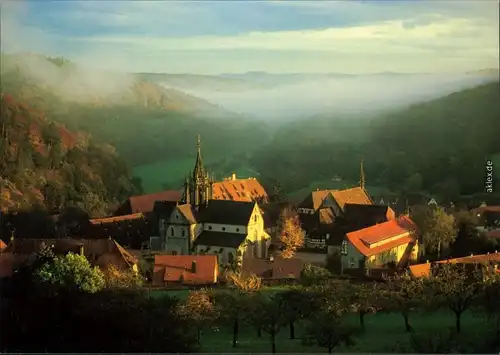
[150,135,271,266]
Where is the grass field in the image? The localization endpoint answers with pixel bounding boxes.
[133,156,262,194]
[148,287,491,353]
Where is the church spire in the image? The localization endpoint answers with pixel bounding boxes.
[360,159,365,190]
[193,134,204,180]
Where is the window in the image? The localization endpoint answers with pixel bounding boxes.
[236,228,240,232]
[208,225,213,230]
[172,251,177,256]
[341,240,348,256]
[228,252,234,263]
[182,229,186,237]
[254,215,257,222]
[169,227,174,237]
[222,227,226,231]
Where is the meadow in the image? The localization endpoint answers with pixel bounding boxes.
[149,287,492,353]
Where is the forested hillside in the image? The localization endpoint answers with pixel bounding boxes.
[251,81,500,200]
[1,54,270,167]
[0,94,139,217]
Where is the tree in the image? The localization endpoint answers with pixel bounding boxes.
[383,271,426,332]
[36,252,105,294]
[302,297,356,353]
[277,206,304,258]
[217,271,261,347]
[345,281,383,331]
[103,264,144,289]
[226,270,262,292]
[478,272,500,337]
[430,262,483,332]
[181,289,218,345]
[413,206,457,258]
[300,263,331,286]
[213,290,251,347]
[248,292,287,353]
[277,288,311,339]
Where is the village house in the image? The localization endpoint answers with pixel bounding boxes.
[0,237,138,278]
[85,213,153,249]
[326,204,397,255]
[114,190,182,216]
[149,135,271,267]
[336,215,419,275]
[152,254,218,287]
[473,205,500,232]
[242,256,304,285]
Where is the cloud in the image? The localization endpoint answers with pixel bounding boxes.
[1,0,498,74]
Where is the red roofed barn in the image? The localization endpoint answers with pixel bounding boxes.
[153,255,218,287]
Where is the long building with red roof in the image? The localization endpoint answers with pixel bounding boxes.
[340,215,419,271]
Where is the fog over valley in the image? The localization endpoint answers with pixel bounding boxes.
[159,71,498,120]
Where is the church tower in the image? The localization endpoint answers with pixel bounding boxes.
[184,134,213,208]
[360,159,366,190]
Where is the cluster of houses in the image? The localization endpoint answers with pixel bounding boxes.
[1,135,499,287]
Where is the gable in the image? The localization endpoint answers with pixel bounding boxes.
[168,206,191,224]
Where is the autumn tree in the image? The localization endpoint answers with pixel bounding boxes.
[430,262,484,332]
[181,289,218,345]
[300,263,331,286]
[383,271,426,332]
[277,206,304,258]
[412,205,457,258]
[103,264,144,289]
[226,270,262,292]
[36,252,105,294]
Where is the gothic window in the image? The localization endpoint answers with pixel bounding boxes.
[169,227,174,237]
[228,252,234,264]
[254,215,258,222]
[182,229,185,237]
[341,240,348,256]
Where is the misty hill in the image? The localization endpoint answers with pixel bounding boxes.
[0,53,270,167]
[0,94,139,216]
[250,81,500,199]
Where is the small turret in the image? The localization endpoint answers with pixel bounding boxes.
[360,159,365,190]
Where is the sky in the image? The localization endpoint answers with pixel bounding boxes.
[1,0,499,74]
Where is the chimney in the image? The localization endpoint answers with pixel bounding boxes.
[232,173,236,181]
[426,260,429,264]
[191,260,197,273]
[79,245,84,256]
[471,253,474,257]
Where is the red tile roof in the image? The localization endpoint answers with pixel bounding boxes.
[346,216,417,257]
[299,187,373,212]
[408,263,432,277]
[129,190,182,213]
[0,240,7,251]
[331,187,373,210]
[153,255,218,285]
[90,213,145,225]
[212,177,268,203]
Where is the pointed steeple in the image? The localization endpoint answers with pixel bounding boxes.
[360,159,365,190]
[193,134,204,180]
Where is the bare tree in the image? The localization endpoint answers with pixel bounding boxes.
[181,289,218,344]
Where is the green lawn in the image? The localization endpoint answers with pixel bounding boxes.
[148,287,492,353]
[202,310,490,353]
